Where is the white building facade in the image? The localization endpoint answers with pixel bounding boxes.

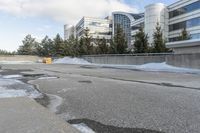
[64,25,75,40]
[64,0,200,53]
[166,0,200,53]
[75,17,112,40]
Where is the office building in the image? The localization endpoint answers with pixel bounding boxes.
[112,12,144,48]
[64,0,200,53]
[64,25,75,40]
[166,0,200,53]
[75,17,112,41]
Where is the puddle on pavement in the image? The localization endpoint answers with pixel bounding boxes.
[68,119,164,133]
[78,80,92,84]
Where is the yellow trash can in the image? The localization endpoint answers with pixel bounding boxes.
[43,57,52,64]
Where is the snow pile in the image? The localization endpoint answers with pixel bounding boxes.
[53,57,91,65]
[0,78,42,98]
[72,123,95,133]
[38,77,58,80]
[53,57,200,74]
[0,61,35,64]
[2,75,23,79]
[101,62,200,74]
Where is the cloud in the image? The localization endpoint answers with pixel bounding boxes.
[0,0,138,24]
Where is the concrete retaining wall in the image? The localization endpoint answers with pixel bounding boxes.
[166,54,200,69]
[0,55,42,62]
[82,54,200,69]
[82,55,166,65]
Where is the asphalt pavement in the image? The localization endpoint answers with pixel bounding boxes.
[2,64,200,133]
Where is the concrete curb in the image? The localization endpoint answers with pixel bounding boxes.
[0,97,80,133]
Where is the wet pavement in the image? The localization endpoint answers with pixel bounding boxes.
[1,64,200,133]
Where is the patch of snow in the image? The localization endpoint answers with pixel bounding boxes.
[2,75,23,79]
[97,62,200,74]
[52,57,200,74]
[0,88,27,98]
[57,88,69,93]
[46,94,63,113]
[0,78,42,99]
[0,61,35,64]
[38,77,58,80]
[72,123,96,133]
[53,57,91,65]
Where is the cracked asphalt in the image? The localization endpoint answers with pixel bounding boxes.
[2,64,200,133]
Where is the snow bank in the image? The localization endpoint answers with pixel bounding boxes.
[53,57,91,65]
[38,77,58,80]
[100,62,200,74]
[53,57,200,74]
[2,75,23,79]
[72,123,95,133]
[0,78,42,98]
[0,61,35,64]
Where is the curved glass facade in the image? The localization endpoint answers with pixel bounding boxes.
[113,14,132,47]
[169,33,200,42]
[169,0,200,18]
[169,17,200,31]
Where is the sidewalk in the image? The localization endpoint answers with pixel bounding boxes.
[0,97,80,133]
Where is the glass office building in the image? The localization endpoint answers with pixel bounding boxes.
[112,12,144,48]
[75,17,112,40]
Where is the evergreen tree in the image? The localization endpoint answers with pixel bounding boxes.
[63,35,79,56]
[78,37,87,55]
[114,25,127,54]
[152,23,167,53]
[108,38,117,54]
[134,27,149,53]
[96,38,109,54]
[179,28,191,41]
[37,36,53,56]
[52,34,64,57]
[0,49,15,55]
[84,28,93,54]
[79,28,93,55]
[18,35,38,55]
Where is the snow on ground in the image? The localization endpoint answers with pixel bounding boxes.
[46,94,63,113]
[53,57,91,65]
[38,77,58,80]
[0,78,42,98]
[72,123,96,133]
[2,75,23,79]
[100,62,200,74]
[53,57,200,74]
[0,61,35,64]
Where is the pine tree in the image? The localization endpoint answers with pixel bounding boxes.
[37,36,53,56]
[53,34,64,57]
[63,35,79,56]
[96,38,109,54]
[179,28,191,41]
[109,38,117,54]
[152,23,167,53]
[18,35,38,55]
[78,27,93,55]
[114,25,127,54]
[134,28,149,53]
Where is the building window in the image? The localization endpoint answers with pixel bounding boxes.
[169,33,200,42]
[169,0,200,18]
[169,17,200,31]
[113,14,131,45]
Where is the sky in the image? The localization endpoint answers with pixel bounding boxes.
[0,0,176,52]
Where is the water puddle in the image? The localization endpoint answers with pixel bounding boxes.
[68,119,164,133]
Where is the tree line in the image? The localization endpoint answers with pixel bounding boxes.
[17,23,190,57]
